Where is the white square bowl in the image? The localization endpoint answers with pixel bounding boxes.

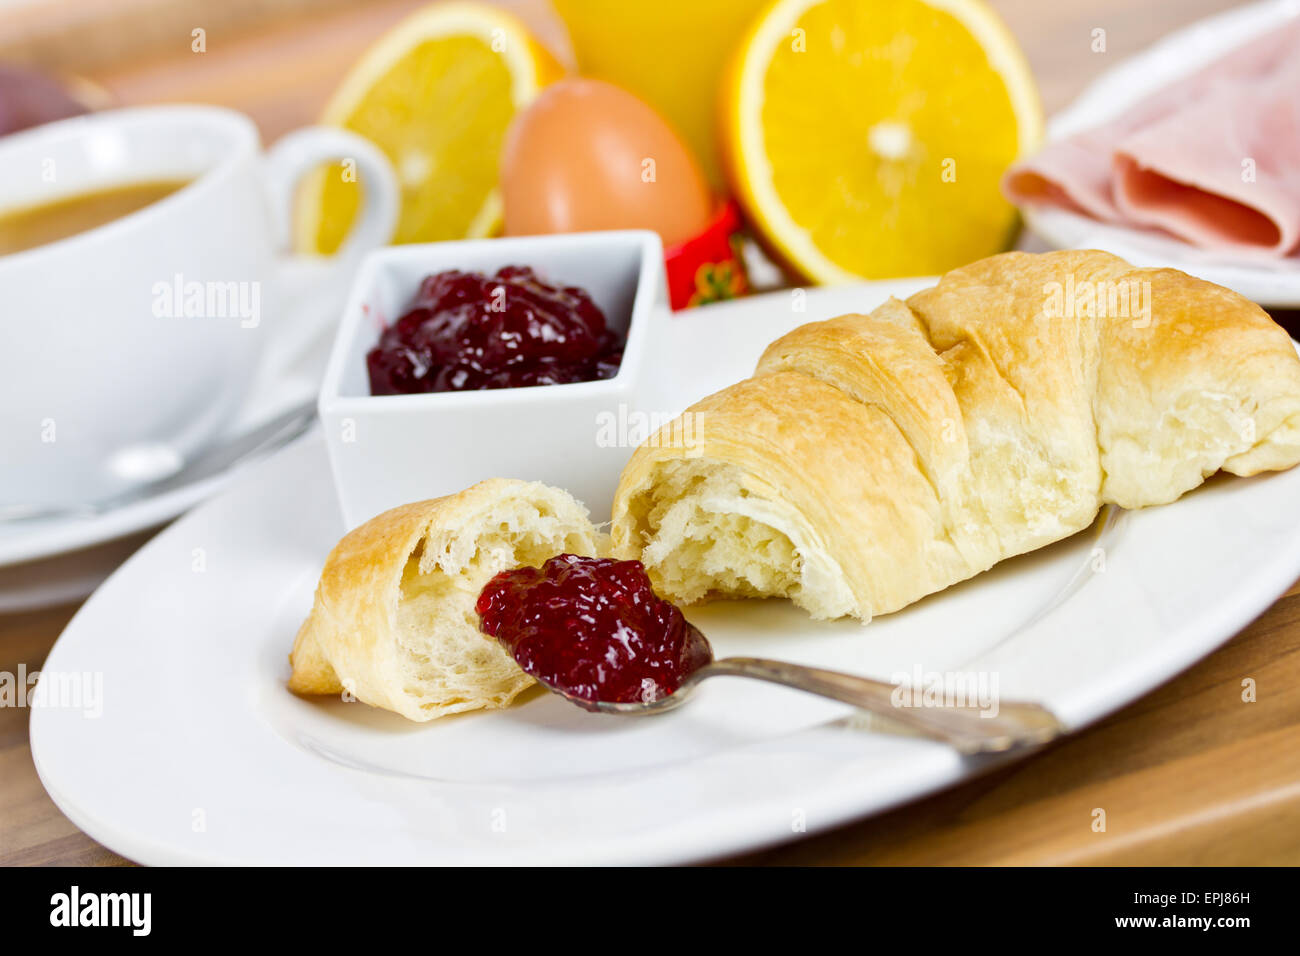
[318,230,669,528]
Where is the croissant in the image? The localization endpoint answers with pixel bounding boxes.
[289,479,603,720]
[611,250,1300,622]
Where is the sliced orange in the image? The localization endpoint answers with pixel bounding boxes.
[722,0,1042,281]
[296,2,562,254]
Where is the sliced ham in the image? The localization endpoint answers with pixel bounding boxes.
[1003,16,1300,257]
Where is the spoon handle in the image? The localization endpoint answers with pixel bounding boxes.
[0,400,316,523]
[699,657,1066,754]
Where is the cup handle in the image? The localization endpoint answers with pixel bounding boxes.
[258,126,399,378]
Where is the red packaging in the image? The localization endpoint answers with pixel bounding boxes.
[663,200,750,310]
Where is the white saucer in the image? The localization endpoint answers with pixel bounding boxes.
[29,281,1300,865]
[0,325,331,608]
[1021,0,1300,306]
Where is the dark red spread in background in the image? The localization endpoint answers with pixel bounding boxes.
[366,266,623,394]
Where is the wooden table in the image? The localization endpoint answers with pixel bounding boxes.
[4,0,1298,866]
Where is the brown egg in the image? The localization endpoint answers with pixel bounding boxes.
[501,78,714,246]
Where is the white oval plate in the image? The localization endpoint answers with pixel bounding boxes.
[1021,0,1300,306]
[30,282,1300,865]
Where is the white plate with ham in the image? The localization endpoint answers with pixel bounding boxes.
[1010,0,1300,305]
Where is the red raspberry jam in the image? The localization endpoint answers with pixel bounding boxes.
[366,265,623,394]
[476,554,712,707]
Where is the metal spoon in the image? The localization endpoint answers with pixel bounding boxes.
[537,629,1066,754]
[0,399,317,523]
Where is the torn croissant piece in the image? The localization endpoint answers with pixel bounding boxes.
[611,250,1300,623]
[289,479,603,721]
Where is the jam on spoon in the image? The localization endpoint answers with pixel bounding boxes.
[366,265,624,395]
[476,554,712,709]
[476,554,1068,751]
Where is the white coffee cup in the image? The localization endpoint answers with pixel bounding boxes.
[0,105,398,506]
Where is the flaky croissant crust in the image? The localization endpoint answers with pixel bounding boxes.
[612,250,1300,621]
[289,479,602,721]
